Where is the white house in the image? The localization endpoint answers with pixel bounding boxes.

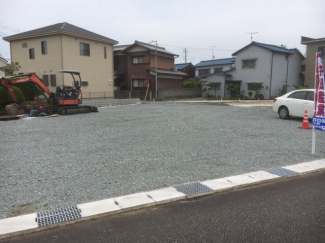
[198,42,305,99]
[194,58,235,98]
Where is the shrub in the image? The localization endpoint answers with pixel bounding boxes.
[13,82,40,100]
[183,78,199,88]
[254,93,264,100]
[0,85,25,103]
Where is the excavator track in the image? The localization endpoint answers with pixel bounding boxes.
[46,106,98,115]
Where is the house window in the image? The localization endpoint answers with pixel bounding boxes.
[43,75,49,86]
[80,42,90,56]
[104,46,107,59]
[318,46,325,57]
[198,69,210,76]
[242,59,256,68]
[29,48,35,59]
[214,67,223,73]
[41,41,47,54]
[133,79,144,87]
[22,43,27,48]
[50,74,56,86]
[133,56,144,64]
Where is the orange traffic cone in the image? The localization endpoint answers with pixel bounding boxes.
[299,110,312,129]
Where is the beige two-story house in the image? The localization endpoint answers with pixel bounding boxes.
[3,22,118,98]
[301,36,325,88]
[0,57,8,77]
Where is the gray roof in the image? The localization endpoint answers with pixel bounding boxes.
[121,41,179,57]
[232,41,293,56]
[114,44,131,51]
[301,36,325,44]
[3,22,118,45]
[148,67,187,76]
[194,58,235,68]
[175,63,193,70]
[0,56,8,63]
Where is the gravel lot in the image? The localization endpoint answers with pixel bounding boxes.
[1,102,325,219]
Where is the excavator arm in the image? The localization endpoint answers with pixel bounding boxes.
[1,73,55,104]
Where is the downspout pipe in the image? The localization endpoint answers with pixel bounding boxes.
[285,54,289,90]
[269,52,274,98]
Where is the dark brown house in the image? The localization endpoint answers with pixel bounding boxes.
[174,63,195,78]
[114,41,187,99]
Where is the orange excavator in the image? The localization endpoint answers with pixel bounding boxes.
[0,70,98,116]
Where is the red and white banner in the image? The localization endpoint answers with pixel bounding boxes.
[312,52,325,131]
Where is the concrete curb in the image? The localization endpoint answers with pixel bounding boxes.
[1,159,325,239]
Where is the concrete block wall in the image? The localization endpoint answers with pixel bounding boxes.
[82,98,140,107]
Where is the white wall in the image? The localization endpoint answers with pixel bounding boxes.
[201,74,226,98]
[287,52,304,91]
[230,45,272,98]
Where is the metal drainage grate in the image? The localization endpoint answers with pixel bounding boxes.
[36,205,82,227]
[266,168,298,177]
[175,182,213,196]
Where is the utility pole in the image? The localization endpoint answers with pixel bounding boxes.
[150,41,158,100]
[183,48,188,63]
[246,32,258,42]
[211,46,215,59]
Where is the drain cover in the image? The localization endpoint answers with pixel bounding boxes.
[36,205,82,227]
[175,182,213,196]
[266,168,298,177]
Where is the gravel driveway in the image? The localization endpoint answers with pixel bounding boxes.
[1,102,324,219]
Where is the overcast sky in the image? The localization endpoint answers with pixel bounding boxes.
[0,0,324,64]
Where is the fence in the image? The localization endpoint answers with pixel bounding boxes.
[82,98,140,107]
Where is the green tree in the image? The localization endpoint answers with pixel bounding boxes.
[207,83,219,97]
[4,61,21,76]
[227,83,240,97]
[183,78,199,88]
[249,82,263,95]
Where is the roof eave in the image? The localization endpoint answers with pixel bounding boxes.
[4,30,118,45]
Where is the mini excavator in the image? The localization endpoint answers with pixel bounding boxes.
[1,70,98,116]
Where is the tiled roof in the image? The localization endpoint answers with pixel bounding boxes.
[114,45,131,51]
[194,58,235,68]
[232,41,293,56]
[122,41,178,57]
[3,22,118,44]
[174,63,193,70]
[148,67,187,76]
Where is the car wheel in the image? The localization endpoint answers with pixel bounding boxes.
[279,107,289,119]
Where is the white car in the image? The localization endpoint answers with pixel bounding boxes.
[273,89,315,119]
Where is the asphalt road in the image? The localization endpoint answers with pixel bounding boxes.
[1,102,325,219]
[2,170,325,243]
